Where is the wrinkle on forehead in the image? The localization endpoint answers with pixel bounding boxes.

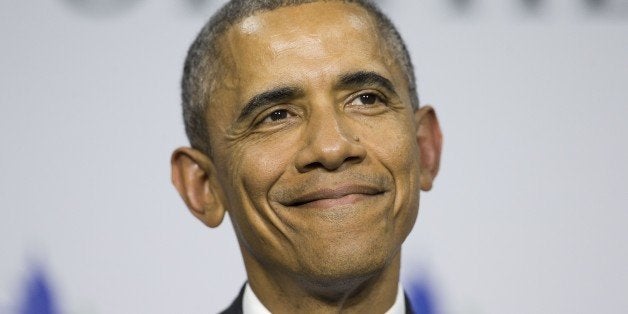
[269,35,324,58]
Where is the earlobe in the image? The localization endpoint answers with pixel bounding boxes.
[414,105,443,191]
[171,147,227,228]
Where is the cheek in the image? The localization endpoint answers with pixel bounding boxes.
[224,136,296,207]
[218,136,297,254]
[379,130,418,169]
[242,152,289,199]
[218,138,302,270]
[362,114,419,173]
[362,114,421,220]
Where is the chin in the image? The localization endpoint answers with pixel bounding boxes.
[296,234,397,289]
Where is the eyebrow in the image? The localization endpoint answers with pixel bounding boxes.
[336,71,398,96]
[237,86,303,122]
[235,71,397,122]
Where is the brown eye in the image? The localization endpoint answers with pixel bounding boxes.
[269,109,288,121]
[261,109,294,124]
[359,94,378,105]
[347,92,388,114]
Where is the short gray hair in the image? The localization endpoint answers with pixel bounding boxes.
[181,0,419,155]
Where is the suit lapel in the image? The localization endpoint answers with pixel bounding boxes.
[404,292,415,314]
[219,284,246,314]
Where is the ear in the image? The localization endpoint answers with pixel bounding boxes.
[414,106,443,191]
[171,147,227,228]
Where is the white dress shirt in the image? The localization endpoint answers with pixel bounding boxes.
[242,282,405,314]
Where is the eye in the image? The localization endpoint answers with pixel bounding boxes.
[261,109,294,124]
[350,92,386,107]
[358,94,378,105]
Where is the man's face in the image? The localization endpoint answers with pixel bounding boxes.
[206,2,423,282]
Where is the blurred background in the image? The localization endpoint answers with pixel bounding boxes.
[1,0,627,313]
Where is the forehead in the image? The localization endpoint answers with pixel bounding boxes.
[210,2,402,118]
[224,3,394,77]
[236,1,376,42]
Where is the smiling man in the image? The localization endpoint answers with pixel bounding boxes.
[171,0,442,313]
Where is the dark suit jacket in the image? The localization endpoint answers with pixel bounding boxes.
[220,285,415,314]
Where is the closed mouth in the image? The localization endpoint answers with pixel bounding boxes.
[283,185,386,207]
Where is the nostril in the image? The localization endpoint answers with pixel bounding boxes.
[301,161,325,172]
[344,155,362,164]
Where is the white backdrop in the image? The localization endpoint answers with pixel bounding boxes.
[1,0,627,313]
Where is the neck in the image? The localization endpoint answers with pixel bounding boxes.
[241,247,402,314]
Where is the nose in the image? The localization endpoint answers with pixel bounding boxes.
[295,109,366,172]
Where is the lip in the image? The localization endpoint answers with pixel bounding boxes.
[282,185,386,208]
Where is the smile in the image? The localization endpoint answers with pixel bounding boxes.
[283,185,386,209]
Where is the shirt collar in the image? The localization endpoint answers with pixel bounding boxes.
[243,282,405,314]
[242,283,271,314]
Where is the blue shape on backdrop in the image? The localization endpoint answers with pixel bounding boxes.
[19,265,59,314]
[407,278,437,314]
